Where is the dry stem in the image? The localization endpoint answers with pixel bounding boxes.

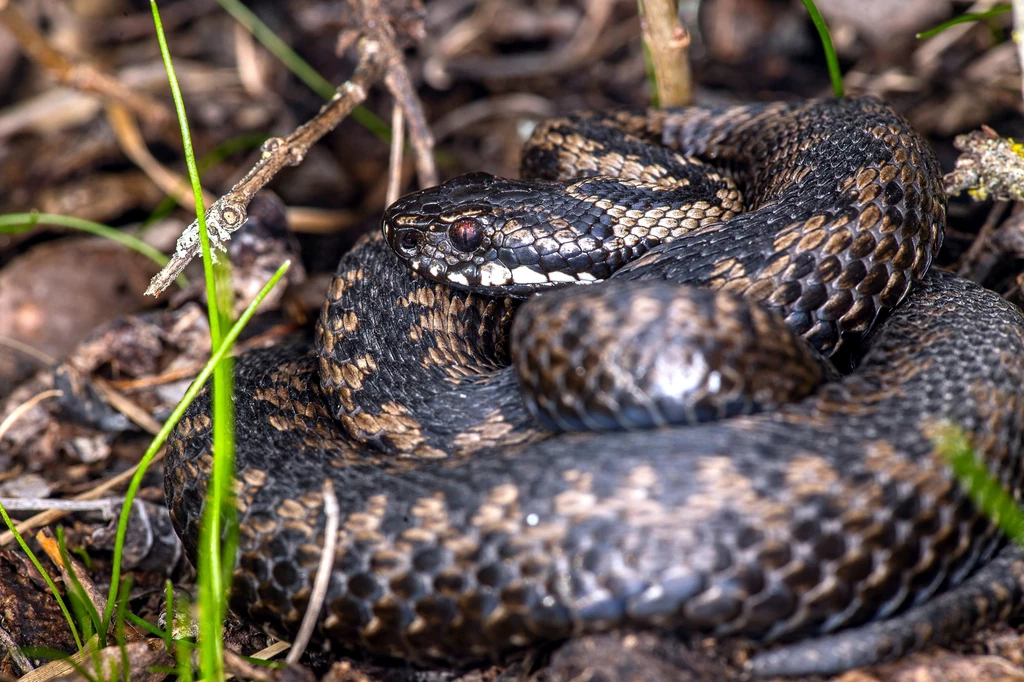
[147,0,436,296]
[638,0,693,106]
[145,37,389,296]
[285,480,339,664]
[0,4,171,128]
[0,455,165,547]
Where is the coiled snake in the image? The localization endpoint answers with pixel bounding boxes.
[165,97,1024,677]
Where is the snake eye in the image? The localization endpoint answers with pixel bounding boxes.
[449,218,484,253]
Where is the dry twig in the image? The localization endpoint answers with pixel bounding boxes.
[224,651,277,682]
[956,200,1012,278]
[0,390,62,441]
[0,336,55,367]
[286,480,340,664]
[0,4,171,128]
[147,0,435,296]
[386,103,407,206]
[21,639,171,682]
[425,0,616,82]
[91,378,164,435]
[638,0,693,106]
[0,623,33,675]
[383,63,438,190]
[0,497,123,513]
[945,125,1024,202]
[146,37,387,296]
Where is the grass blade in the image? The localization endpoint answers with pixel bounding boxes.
[214,0,391,141]
[150,2,237,678]
[917,4,1010,40]
[936,423,1024,543]
[100,259,290,668]
[799,0,844,98]
[55,527,104,645]
[0,212,183,287]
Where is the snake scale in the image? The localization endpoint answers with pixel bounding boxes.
[165,97,1024,677]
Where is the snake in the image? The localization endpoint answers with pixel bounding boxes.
[164,96,1024,678]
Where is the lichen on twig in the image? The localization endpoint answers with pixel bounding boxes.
[146,0,435,297]
[944,125,1024,203]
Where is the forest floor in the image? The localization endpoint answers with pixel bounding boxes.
[3,1,1024,681]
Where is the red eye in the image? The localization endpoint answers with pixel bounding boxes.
[449,218,483,253]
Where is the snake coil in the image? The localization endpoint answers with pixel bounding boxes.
[166,97,1024,678]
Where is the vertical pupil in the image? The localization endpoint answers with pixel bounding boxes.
[450,219,482,252]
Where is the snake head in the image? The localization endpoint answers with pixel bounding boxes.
[383,172,610,297]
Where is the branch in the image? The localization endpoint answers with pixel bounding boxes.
[944,125,1024,203]
[145,37,390,296]
[638,0,693,107]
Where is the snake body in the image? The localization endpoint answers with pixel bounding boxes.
[165,97,1024,677]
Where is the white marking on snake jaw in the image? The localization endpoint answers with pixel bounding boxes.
[509,265,550,285]
[480,261,514,286]
[577,272,597,281]
[547,271,577,283]
[448,272,469,286]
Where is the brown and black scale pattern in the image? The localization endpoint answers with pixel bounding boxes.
[165,97,1024,678]
[610,98,947,354]
[512,280,834,432]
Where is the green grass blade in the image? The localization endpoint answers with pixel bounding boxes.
[115,577,132,682]
[72,546,93,569]
[936,423,1024,543]
[238,655,284,669]
[125,612,168,640]
[55,526,104,645]
[198,360,235,682]
[917,4,1010,39]
[799,0,843,98]
[164,580,174,650]
[99,259,290,668]
[216,0,334,99]
[151,3,244,678]
[151,1,223,349]
[0,212,184,287]
[151,4,236,677]
[214,0,391,141]
[0,503,84,651]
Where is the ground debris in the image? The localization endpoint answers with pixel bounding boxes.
[87,498,183,574]
[0,238,162,395]
[836,651,1024,682]
[0,550,76,677]
[0,303,210,471]
[42,639,174,682]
